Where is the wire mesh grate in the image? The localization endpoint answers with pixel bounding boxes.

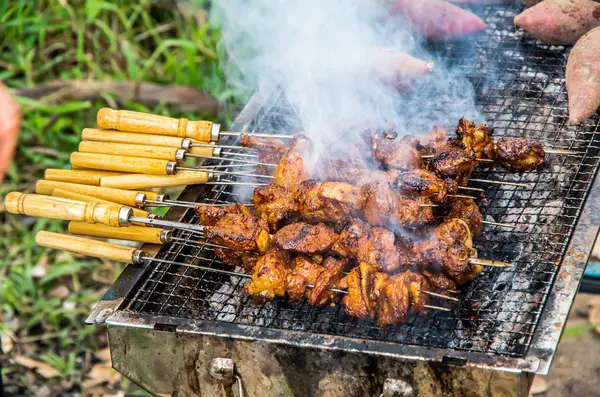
[124,5,600,358]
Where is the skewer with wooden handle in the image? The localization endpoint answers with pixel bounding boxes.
[78,141,218,161]
[52,189,155,225]
[35,180,166,207]
[44,169,125,185]
[34,231,450,311]
[70,152,273,180]
[99,171,213,189]
[68,222,171,244]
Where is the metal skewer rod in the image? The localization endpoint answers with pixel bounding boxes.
[458,186,486,193]
[177,167,275,180]
[221,151,260,158]
[185,154,276,167]
[190,143,258,152]
[220,131,294,139]
[469,179,530,188]
[483,221,517,229]
[469,258,514,268]
[545,149,584,155]
[448,194,475,200]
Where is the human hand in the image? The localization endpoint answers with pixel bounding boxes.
[0,83,21,182]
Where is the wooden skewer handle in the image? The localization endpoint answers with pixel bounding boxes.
[82,128,190,149]
[44,169,125,185]
[100,171,211,189]
[36,180,147,207]
[97,108,217,142]
[5,192,125,227]
[78,141,180,161]
[52,189,151,220]
[68,222,170,244]
[70,152,173,175]
[36,231,136,264]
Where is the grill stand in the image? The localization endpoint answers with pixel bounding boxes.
[107,326,534,397]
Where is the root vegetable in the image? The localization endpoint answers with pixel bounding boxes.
[390,0,486,41]
[566,27,600,123]
[514,0,600,45]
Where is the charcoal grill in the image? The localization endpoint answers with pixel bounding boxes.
[87,5,600,397]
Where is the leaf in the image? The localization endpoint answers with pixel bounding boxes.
[13,355,62,379]
[82,362,120,389]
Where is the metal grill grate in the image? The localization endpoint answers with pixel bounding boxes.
[124,5,600,358]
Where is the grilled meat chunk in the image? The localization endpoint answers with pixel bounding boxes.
[206,213,271,254]
[395,234,416,270]
[378,273,410,326]
[428,147,478,186]
[456,118,496,160]
[372,133,423,171]
[418,126,449,156]
[316,157,369,183]
[253,185,298,232]
[213,247,243,267]
[340,262,386,319]
[330,219,370,258]
[273,135,311,189]
[422,270,456,293]
[357,227,400,272]
[445,199,483,236]
[244,248,291,301]
[420,242,473,284]
[394,169,458,204]
[195,203,251,226]
[273,222,338,255]
[403,272,430,314]
[360,181,398,227]
[286,256,324,302]
[240,134,288,153]
[495,137,546,172]
[294,180,362,224]
[307,257,348,306]
[434,219,473,248]
[396,196,436,228]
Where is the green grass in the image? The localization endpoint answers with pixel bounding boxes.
[0,1,234,395]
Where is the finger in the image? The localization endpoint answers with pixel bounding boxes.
[0,83,21,182]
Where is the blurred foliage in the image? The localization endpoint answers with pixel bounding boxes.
[0,0,232,395]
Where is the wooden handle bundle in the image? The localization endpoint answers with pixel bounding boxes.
[97,108,216,142]
[36,231,137,264]
[79,141,182,161]
[35,180,162,206]
[5,192,124,227]
[51,189,151,219]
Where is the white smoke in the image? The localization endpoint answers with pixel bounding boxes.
[211,0,484,156]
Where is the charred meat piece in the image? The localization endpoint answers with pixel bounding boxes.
[434,219,473,248]
[495,138,546,172]
[420,242,473,284]
[244,248,291,301]
[445,199,483,236]
[428,147,479,186]
[378,273,410,327]
[418,126,449,156]
[195,203,251,226]
[360,181,398,227]
[253,185,298,232]
[396,196,436,228]
[357,227,400,273]
[286,256,324,302]
[394,169,458,204]
[422,270,456,294]
[273,135,312,189]
[273,222,338,255]
[294,180,362,224]
[315,157,369,183]
[395,234,416,270]
[240,252,262,274]
[372,133,424,171]
[403,271,430,314]
[456,118,496,160]
[240,134,288,153]
[213,247,243,267]
[340,262,385,319]
[257,150,285,175]
[206,213,271,254]
[307,257,348,306]
[330,219,370,258]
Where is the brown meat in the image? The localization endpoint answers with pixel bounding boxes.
[206,213,271,254]
[244,248,292,301]
[307,257,348,306]
[286,256,324,302]
[403,272,430,314]
[330,219,370,258]
[253,185,298,232]
[372,133,424,171]
[378,273,410,327]
[495,138,546,172]
[240,134,288,153]
[357,227,400,273]
[340,262,384,319]
[456,118,496,160]
[294,180,362,224]
[446,199,483,236]
[434,219,473,248]
[213,247,243,267]
[394,169,458,204]
[428,147,479,186]
[395,234,416,270]
[418,125,448,156]
[360,181,398,227]
[195,203,251,226]
[273,222,338,255]
[273,135,311,189]
[395,196,437,228]
[422,270,456,293]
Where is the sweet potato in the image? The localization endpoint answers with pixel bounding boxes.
[390,0,486,41]
[514,0,600,45]
[566,27,600,123]
[372,47,434,88]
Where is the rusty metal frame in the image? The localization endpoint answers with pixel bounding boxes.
[87,90,600,376]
